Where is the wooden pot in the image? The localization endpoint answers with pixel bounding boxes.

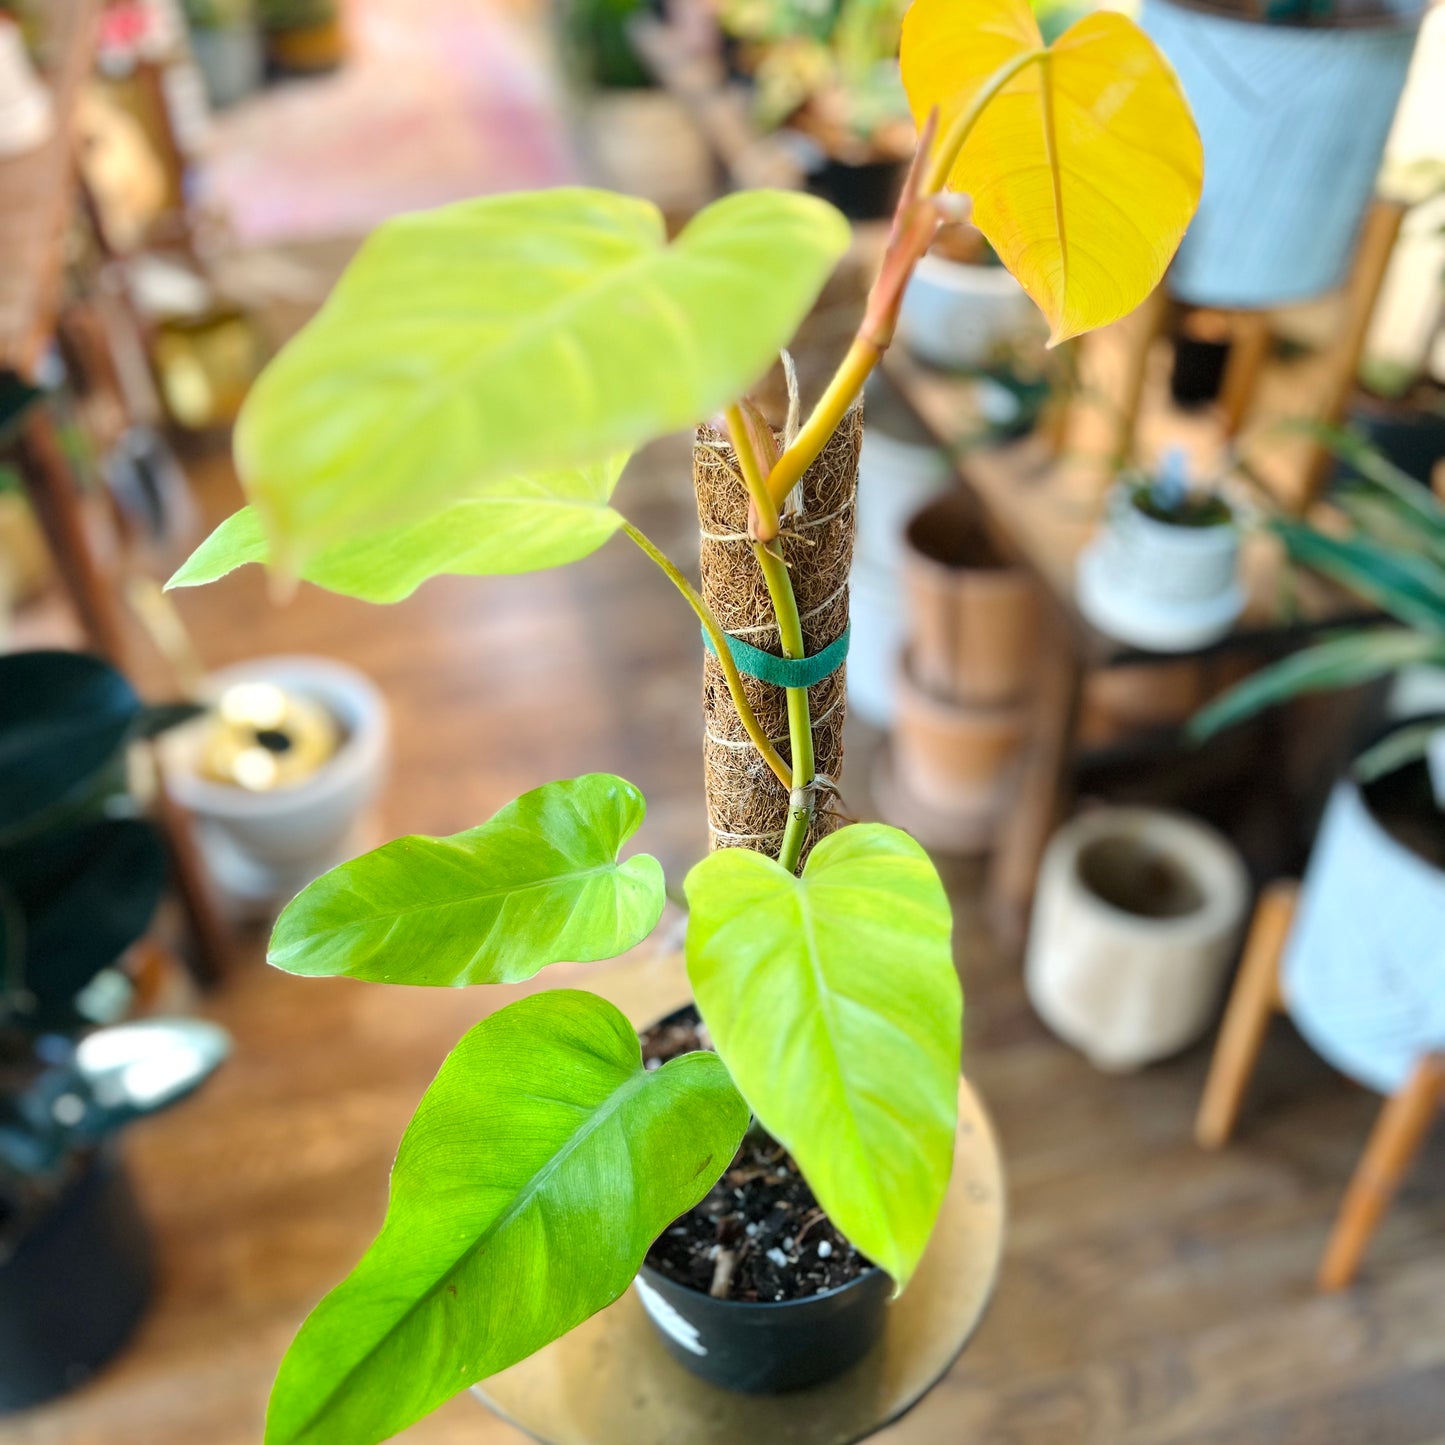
[890,653,1028,820]
[902,493,1038,707]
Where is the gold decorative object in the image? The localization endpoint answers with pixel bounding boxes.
[198,682,341,792]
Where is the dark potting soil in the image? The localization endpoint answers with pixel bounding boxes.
[639,1011,873,1303]
[1363,757,1445,872]
[1130,485,1233,529]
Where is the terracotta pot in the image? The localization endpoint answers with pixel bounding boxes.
[893,664,1027,806]
[902,493,1038,706]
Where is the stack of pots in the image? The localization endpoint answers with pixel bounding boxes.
[879,492,1039,851]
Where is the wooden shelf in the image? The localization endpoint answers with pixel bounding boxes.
[880,343,1372,667]
[0,0,101,383]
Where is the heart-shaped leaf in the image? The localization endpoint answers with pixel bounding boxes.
[168,455,629,602]
[266,989,748,1445]
[902,0,1202,343]
[237,187,851,566]
[269,774,665,985]
[684,823,961,1288]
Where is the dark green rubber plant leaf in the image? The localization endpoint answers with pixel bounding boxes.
[167,454,629,602]
[268,774,665,985]
[265,988,749,1445]
[0,818,167,1030]
[0,651,137,838]
[235,186,852,568]
[684,822,961,1289]
[0,652,201,841]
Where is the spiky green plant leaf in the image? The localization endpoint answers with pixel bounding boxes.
[1190,627,1445,739]
[265,989,748,1445]
[684,822,960,1288]
[269,775,664,985]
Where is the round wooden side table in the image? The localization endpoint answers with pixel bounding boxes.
[473,1062,1004,1445]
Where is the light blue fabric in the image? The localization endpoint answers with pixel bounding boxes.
[1140,1,1422,308]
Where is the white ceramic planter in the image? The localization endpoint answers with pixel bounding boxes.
[897,255,1036,372]
[1026,808,1249,1072]
[0,19,52,158]
[848,424,952,727]
[1283,777,1445,1095]
[1140,0,1423,308]
[161,655,389,910]
[847,569,906,730]
[1077,492,1243,651]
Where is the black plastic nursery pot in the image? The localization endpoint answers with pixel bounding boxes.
[636,1005,890,1393]
[635,1256,890,1394]
[801,154,907,223]
[0,1149,153,1411]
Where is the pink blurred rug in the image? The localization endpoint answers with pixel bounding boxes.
[200,0,577,244]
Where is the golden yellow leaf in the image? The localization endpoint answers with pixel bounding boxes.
[901,0,1203,343]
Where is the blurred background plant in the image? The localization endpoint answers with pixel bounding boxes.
[1195,428,1445,781]
[0,651,219,1221]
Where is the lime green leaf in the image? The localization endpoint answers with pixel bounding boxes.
[1189,628,1445,740]
[236,187,851,565]
[902,0,1202,343]
[269,775,664,986]
[168,454,628,602]
[265,989,748,1445]
[684,823,960,1288]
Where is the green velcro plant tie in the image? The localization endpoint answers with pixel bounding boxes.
[702,624,851,689]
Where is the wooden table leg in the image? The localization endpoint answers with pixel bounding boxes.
[1318,1053,1445,1292]
[1217,310,1272,441]
[1196,879,1297,1149]
[13,406,129,664]
[1299,199,1407,510]
[152,757,231,987]
[986,617,1083,952]
[1111,283,1169,471]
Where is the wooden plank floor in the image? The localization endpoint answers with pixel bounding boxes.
[7,436,1445,1445]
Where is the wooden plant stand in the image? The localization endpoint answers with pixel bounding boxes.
[1196,880,1445,1291]
[474,947,1005,1445]
[0,0,228,985]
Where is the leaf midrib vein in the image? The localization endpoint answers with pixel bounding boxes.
[290,1066,649,1440]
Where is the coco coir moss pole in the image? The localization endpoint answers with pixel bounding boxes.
[694,403,862,862]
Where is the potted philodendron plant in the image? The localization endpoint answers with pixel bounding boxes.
[168,0,1201,1436]
[1078,448,1246,652]
[1193,431,1445,1097]
[0,651,229,1410]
